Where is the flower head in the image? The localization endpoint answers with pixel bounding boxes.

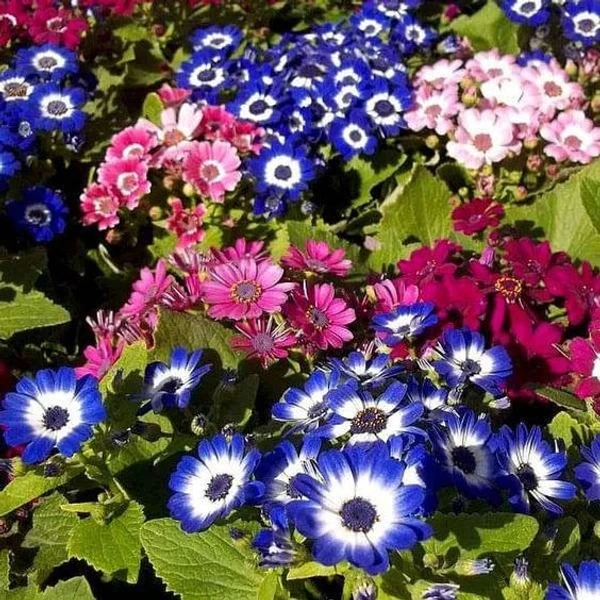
[80,183,120,230]
[30,84,86,133]
[283,240,352,277]
[97,157,151,210]
[541,109,600,164]
[574,435,600,501]
[547,560,600,600]
[372,302,438,346]
[231,317,296,367]
[327,351,404,389]
[451,198,504,236]
[252,506,297,568]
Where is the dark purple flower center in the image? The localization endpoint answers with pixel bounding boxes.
[350,407,387,435]
[252,332,274,353]
[47,100,68,116]
[43,406,69,431]
[232,280,261,303]
[274,165,293,181]
[348,130,363,143]
[578,18,595,34]
[157,376,183,395]
[374,99,395,117]
[298,63,323,79]
[307,307,328,329]
[307,401,326,419]
[196,68,217,83]
[39,56,58,70]
[520,2,536,14]
[516,463,538,491]
[4,82,27,98]
[451,446,476,474]
[340,497,377,532]
[205,474,234,501]
[460,358,481,377]
[249,99,268,115]
[25,204,51,226]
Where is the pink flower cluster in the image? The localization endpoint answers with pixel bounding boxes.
[80,85,263,243]
[405,51,600,168]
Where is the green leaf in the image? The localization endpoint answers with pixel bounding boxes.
[547,411,595,447]
[210,374,259,429]
[287,561,345,580]
[1,550,8,591]
[141,518,264,600]
[450,0,521,53]
[367,165,453,270]
[505,161,600,263]
[535,387,584,411]
[0,248,47,290]
[113,22,149,42]
[141,92,164,125]
[42,577,94,600]
[22,493,78,586]
[67,501,144,583]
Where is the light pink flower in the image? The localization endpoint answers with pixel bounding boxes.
[166,197,207,249]
[182,140,242,202]
[97,158,151,209]
[121,260,174,318]
[373,278,420,312]
[540,109,600,164]
[415,58,465,89]
[106,125,158,161]
[282,240,352,276]
[231,316,297,366]
[80,183,120,230]
[201,257,295,320]
[404,86,460,135]
[446,108,520,169]
[466,50,519,82]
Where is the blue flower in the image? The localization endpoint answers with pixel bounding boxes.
[0,149,21,178]
[6,187,68,242]
[0,73,34,103]
[287,443,431,575]
[168,434,264,532]
[332,59,372,88]
[372,302,438,346]
[255,437,321,508]
[364,78,411,136]
[562,0,600,46]
[430,409,501,503]
[0,367,106,464]
[327,351,404,389]
[547,560,600,600]
[190,25,243,57]
[15,44,79,81]
[330,111,378,160]
[315,381,424,445]
[252,506,297,568]
[30,84,87,133]
[176,52,230,100]
[496,424,576,515]
[501,0,551,26]
[247,140,315,202]
[272,369,340,434]
[406,379,450,423]
[433,329,513,397]
[289,54,331,92]
[228,81,286,127]
[350,7,390,38]
[574,434,600,501]
[139,347,211,413]
[422,583,460,600]
[0,103,38,153]
[392,16,437,53]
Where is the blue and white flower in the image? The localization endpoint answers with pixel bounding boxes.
[15,44,79,80]
[252,506,297,568]
[228,82,284,126]
[501,0,551,26]
[364,79,410,136]
[562,0,600,46]
[139,347,211,413]
[177,52,229,97]
[287,443,432,575]
[574,434,600,501]
[0,150,21,181]
[168,434,264,532]
[0,367,106,464]
[422,583,460,600]
[547,560,600,600]
[433,329,513,396]
[0,73,34,102]
[372,302,438,346]
[30,84,87,133]
[406,378,451,422]
[327,350,404,389]
[190,25,242,56]
[496,424,576,515]
[315,381,424,445]
[330,112,378,160]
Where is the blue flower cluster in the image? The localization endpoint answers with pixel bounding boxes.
[501,0,600,47]
[177,0,437,216]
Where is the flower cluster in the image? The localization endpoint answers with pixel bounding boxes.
[80,90,264,232]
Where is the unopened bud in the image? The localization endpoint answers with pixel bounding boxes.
[149,206,163,221]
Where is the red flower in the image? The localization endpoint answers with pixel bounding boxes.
[27,6,88,49]
[397,240,459,285]
[451,198,504,236]
[570,328,600,399]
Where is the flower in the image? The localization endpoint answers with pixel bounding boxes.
[166,197,207,248]
[373,278,420,312]
[547,561,600,600]
[574,435,600,501]
[406,379,451,422]
[315,381,424,445]
[28,6,88,49]
[176,51,229,99]
[404,85,460,136]
[97,157,151,209]
[139,347,211,413]
[287,443,432,575]
[371,302,438,346]
[570,331,600,399]
[330,111,378,160]
[433,329,513,396]
[286,283,356,350]
[182,140,242,202]
[282,240,352,277]
[7,186,68,242]
[80,183,120,230]
[364,78,411,136]
[327,351,404,389]
[30,84,87,133]
[15,43,78,80]
[106,125,158,161]
[422,583,460,599]
[75,338,123,381]
[252,506,297,568]
[271,369,341,434]
[562,0,600,46]
[231,317,296,366]
[202,257,295,320]
[168,433,264,532]
[121,260,173,318]
[397,240,459,285]
[430,409,501,502]
[190,25,242,56]
[451,198,504,236]
[0,367,106,464]
[496,424,576,514]
[500,0,551,26]
[540,109,600,164]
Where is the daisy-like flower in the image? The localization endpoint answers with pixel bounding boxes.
[80,183,120,230]
[500,0,551,26]
[7,187,68,243]
[415,58,465,89]
[465,50,519,82]
[574,435,600,501]
[252,507,297,569]
[430,409,501,503]
[231,317,297,367]
[406,379,451,423]
[75,338,123,382]
[272,369,340,434]
[139,347,211,413]
[540,110,600,165]
[433,329,513,397]
[166,197,207,249]
[327,351,404,389]
[168,434,264,532]
[106,125,158,161]
[176,51,229,98]
[97,157,151,209]
[30,84,86,133]
[364,79,411,136]
[372,302,438,346]
[121,260,174,318]
[190,25,242,56]
[228,82,283,126]
[570,331,600,399]
[287,443,432,575]
[182,140,242,203]
[373,278,420,312]
[404,85,460,136]
[315,381,424,445]
[0,367,106,464]
[282,240,352,277]
[547,560,600,600]
[0,73,34,103]
[496,424,576,514]
[330,111,378,160]
[15,43,78,80]
[562,0,600,46]
[201,257,295,320]
[28,5,88,49]
[286,283,356,350]
[451,197,504,236]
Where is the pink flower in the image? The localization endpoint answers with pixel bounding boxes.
[97,158,151,209]
[166,197,207,249]
[121,260,174,318]
[182,140,242,202]
[373,278,420,312]
[446,108,520,169]
[285,283,356,350]
[75,338,124,381]
[231,317,297,366]
[415,59,465,89]
[198,105,236,140]
[571,331,600,399]
[397,240,459,285]
[28,6,88,49]
[465,50,518,82]
[451,198,504,235]
[106,125,158,161]
[157,83,191,108]
[282,240,352,276]
[223,120,264,155]
[201,257,295,320]
[80,183,120,230]
[540,109,600,164]
[211,239,267,265]
[404,86,460,136]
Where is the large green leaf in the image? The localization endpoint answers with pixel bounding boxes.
[67,501,145,584]
[141,518,264,600]
[42,577,94,600]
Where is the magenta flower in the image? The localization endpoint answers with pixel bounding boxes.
[397,240,459,285]
[121,260,174,318]
[97,157,151,209]
[211,239,267,264]
[157,83,191,108]
[451,198,504,236]
[231,317,297,366]
[166,197,207,249]
[201,258,295,320]
[285,283,356,350]
[80,183,120,230]
[571,331,600,399]
[106,125,158,161]
[373,278,420,312]
[75,338,124,381]
[282,240,352,276]
[541,109,600,164]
